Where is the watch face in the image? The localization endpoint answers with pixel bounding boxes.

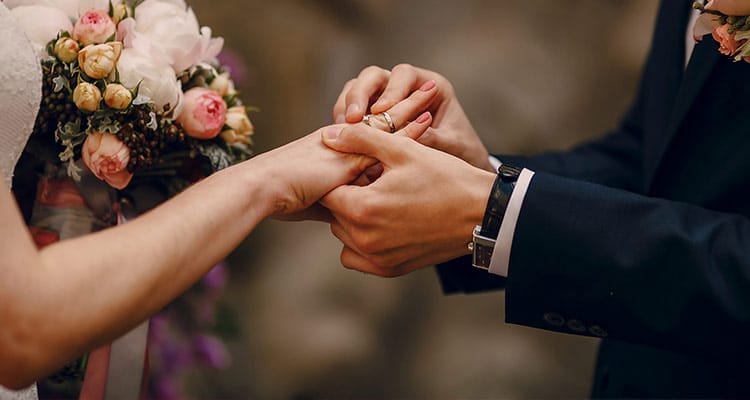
[472,243,493,270]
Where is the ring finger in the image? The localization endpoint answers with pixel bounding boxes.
[361,80,437,132]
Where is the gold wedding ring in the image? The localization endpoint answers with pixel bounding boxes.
[381,111,396,133]
[361,112,396,133]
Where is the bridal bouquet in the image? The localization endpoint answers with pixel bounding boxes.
[6,0,250,396]
[694,1,750,63]
[9,0,253,191]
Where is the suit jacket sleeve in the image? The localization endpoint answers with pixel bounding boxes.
[435,76,647,294]
[506,171,750,359]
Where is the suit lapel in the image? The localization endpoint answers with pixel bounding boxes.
[647,29,721,189]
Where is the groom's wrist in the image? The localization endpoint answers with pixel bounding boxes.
[470,164,521,270]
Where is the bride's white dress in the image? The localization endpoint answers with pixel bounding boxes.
[0,1,43,399]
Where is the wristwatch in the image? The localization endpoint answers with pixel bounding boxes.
[469,164,522,270]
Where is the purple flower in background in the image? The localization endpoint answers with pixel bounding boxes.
[202,263,228,291]
[150,261,235,397]
[154,378,180,400]
[193,334,231,369]
[196,300,217,326]
[217,49,249,87]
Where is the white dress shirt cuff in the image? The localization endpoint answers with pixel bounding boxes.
[488,155,502,172]
[488,168,535,277]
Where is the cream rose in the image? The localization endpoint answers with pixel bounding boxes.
[73,82,102,112]
[209,73,236,97]
[73,9,116,46]
[112,2,129,24]
[78,42,122,79]
[177,87,227,139]
[130,0,223,73]
[117,47,183,115]
[81,132,134,189]
[220,106,253,144]
[54,37,80,63]
[104,83,132,109]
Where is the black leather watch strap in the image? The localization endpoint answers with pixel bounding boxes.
[480,164,522,238]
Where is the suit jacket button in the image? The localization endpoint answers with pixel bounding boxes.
[543,312,565,327]
[566,319,586,332]
[588,325,608,337]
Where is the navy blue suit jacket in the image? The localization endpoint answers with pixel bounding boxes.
[437,0,750,397]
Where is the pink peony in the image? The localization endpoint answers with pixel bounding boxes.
[712,24,744,56]
[73,9,116,46]
[177,87,227,139]
[81,132,134,189]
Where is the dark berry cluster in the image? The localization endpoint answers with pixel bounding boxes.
[33,62,82,149]
[114,106,194,173]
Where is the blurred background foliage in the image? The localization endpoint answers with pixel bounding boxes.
[181,0,659,398]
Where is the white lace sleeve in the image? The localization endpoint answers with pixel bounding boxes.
[0,385,38,400]
[0,1,43,189]
[0,4,41,399]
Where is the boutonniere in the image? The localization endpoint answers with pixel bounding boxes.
[693,1,750,62]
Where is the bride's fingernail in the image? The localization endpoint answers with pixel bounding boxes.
[419,80,436,92]
[416,111,431,123]
[346,103,361,118]
[335,113,345,124]
[323,126,343,140]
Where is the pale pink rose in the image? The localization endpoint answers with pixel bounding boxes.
[81,132,134,189]
[177,87,227,139]
[73,9,116,46]
[712,24,744,56]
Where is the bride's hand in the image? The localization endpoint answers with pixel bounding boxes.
[253,114,433,221]
[333,64,494,172]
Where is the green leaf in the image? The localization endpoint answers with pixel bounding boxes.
[195,142,233,171]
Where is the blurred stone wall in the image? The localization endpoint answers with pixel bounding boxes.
[186,0,659,398]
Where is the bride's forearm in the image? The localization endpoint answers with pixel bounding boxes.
[0,127,371,388]
[1,161,276,389]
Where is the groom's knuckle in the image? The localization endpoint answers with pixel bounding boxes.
[361,65,385,78]
[350,198,376,223]
[355,234,379,254]
[392,63,414,74]
[378,267,401,278]
[372,256,396,271]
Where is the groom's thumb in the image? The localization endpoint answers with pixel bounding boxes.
[322,124,401,163]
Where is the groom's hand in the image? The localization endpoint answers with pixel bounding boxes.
[333,64,494,172]
[320,124,495,277]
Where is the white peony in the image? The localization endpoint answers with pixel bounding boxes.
[9,5,73,55]
[117,48,183,116]
[5,0,109,19]
[127,0,223,73]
